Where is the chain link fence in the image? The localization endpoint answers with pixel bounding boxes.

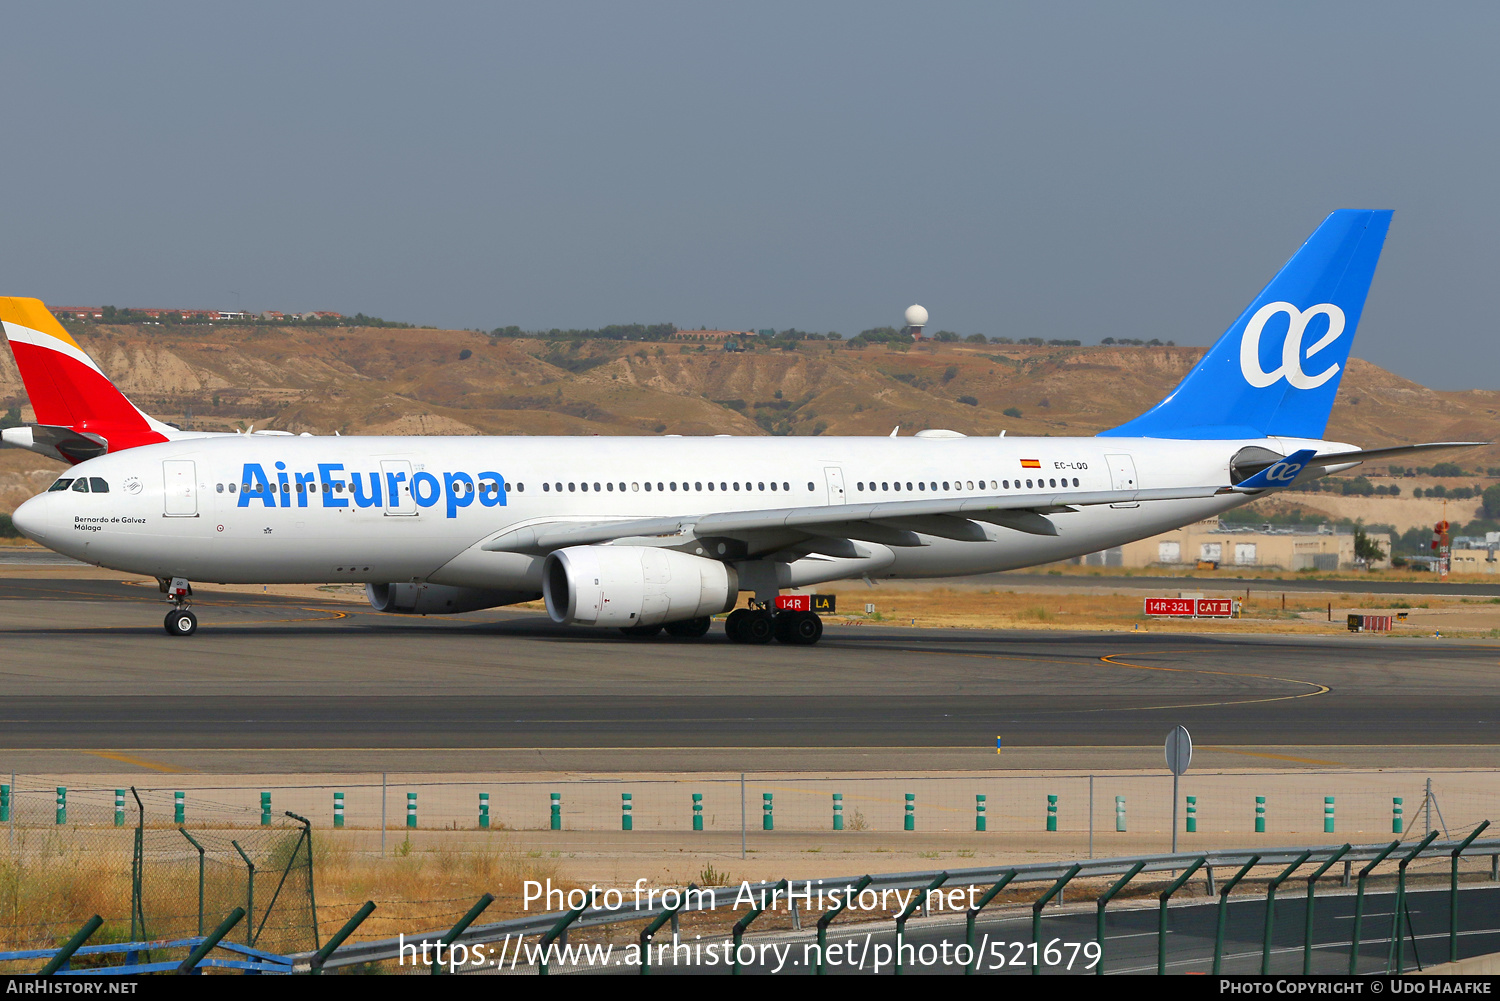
[0,782,316,970]
[11,770,1480,840]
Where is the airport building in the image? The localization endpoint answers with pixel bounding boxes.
[1075,518,1394,571]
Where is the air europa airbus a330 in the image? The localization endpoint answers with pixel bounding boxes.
[2,211,1484,643]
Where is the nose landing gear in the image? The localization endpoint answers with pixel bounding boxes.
[160,577,197,636]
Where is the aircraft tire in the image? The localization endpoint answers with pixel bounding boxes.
[165,609,197,636]
[665,616,712,638]
[777,611,822,645]
[619,624,663,638]
[725,608,751,642]
[739,611,775,645]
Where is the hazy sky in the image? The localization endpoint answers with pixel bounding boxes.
[2,3,1496,388]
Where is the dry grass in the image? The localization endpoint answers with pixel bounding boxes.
[311,835,570,944]
[0,831,574,968]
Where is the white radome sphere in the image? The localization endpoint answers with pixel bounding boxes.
[904,304,929,327]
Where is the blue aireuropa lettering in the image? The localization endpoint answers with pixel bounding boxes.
[236,463,505,516]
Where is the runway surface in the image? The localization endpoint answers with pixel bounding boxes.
[1,574,1497,752]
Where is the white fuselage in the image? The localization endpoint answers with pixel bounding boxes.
[13,432,1340,597]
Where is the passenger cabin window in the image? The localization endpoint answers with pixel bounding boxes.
[49,479,75,492]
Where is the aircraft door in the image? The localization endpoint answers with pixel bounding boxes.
[380,459,417,516]
[823,467,846,505]
[1104,453,1139,508]
[162,460,198,517]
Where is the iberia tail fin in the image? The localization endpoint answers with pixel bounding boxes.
[0,297,173,462]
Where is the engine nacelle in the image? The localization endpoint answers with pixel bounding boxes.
[366,582,536,615]
[543,546,738,628]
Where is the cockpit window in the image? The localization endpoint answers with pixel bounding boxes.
[48,479,75,492]
[71,478,90,493]
[88,477,109,493]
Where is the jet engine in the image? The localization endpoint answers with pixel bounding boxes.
[542,546,738,628]
[365,582,536,615]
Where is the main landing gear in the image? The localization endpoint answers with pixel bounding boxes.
[160,576,197,636]
[724,604,823,646]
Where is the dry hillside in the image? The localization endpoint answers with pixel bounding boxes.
[1,324,1496,517]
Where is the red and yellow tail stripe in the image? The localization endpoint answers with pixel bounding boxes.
[0,297,169,455]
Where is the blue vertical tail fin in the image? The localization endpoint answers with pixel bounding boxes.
[1101,209,1392,440]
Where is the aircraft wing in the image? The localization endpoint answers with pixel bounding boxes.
[480,484,1228,555]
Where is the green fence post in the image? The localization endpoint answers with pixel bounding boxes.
[37,915,103,976]
[1303,845,1351,975]
[1046,794,1057,832]
[1186,795,1197,833]
[975,794,986,832]
[638,883,697,976]
[1158,858,1206,975]
[1032,864,1081,974]
[1452,821,1491,963]
[175,908,245,975]
[692,793,702,831]
[179,827,207,936]
[895,873,948,975]
[311,901,376,975]
[479,792,490,829]
[1393,797,1404,833]
[1213,856,1261,974]
[1,784,10,824]
[538,889,598,976]
[174,791,185,825]
[964,871,1017,975]
[817,876,872,976]
[260,791,271,826]
[1261,851,1312,974]
[55,786,65,825]
[1255,795,1266,833]
[231,839,255,947]
[1115,795,1126,832]
[550,791,561,830]
[113,789,123,827]
[905,793,915,832]
[1324,797,1335,834]
[762,793,772,831]
[406,792,416,829]
[1096,860,1146,975]
[431,893,495,976]
[732,879,788,975]
[833,793,843,831]
[333,791,344,828]
[1392,831,1441,974]
[622,793,633,831]
[1350,840,1401,975]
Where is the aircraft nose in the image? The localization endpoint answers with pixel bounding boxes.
[10,494,50,543]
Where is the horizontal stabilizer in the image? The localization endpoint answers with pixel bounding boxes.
[1309,441,1490,466]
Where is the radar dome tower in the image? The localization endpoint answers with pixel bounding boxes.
[904,304,928,341]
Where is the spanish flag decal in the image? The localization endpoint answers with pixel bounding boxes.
[1020,459,1041,469]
